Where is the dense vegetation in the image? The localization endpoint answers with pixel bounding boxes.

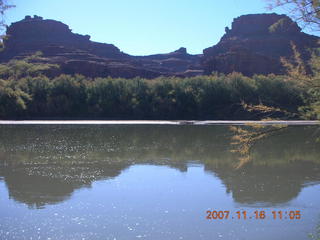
[0,60,307,120]
[230,49,320,166]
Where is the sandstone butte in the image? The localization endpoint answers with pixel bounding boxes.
[0,13,319,78]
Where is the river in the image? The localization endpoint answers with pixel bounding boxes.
[0,123,319,240]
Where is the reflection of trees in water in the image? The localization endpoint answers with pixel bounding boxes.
[0,125,319,208]
[230,124,320,168]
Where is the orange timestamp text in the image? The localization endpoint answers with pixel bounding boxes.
[206,210,301,220]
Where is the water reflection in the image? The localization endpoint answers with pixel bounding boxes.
[209,163,320,205]
[0,125,319,208]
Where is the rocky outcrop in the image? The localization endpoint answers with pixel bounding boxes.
[202,13,320,76]
[133,47,203,75]
[1,14,319,78]
[0,16,201,78]
[2,15,125,60]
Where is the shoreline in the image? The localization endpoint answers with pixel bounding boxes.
[0,120,319,125]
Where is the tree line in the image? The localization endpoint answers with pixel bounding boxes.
[0,60,305,119]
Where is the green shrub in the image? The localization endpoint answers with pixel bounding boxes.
[0,66,306,119]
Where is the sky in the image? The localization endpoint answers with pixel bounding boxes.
[3,0,317,56]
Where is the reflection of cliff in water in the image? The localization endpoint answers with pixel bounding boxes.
[2,162,130,208]
[0,125,319,208]
[206,162,320,206]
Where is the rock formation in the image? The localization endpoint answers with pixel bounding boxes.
[0,15,201,78]
[0,14,319,78]
[133,47,203,76]
[2,15,125,60]
[202,13,320,76]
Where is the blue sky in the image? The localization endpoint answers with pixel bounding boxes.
[4,0,316,55]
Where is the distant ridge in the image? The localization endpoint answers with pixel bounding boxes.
[0,13,319,78]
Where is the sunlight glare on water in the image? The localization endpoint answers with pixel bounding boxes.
[0,124,319,240]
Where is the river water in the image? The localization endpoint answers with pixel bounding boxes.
[0,124,319,240]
